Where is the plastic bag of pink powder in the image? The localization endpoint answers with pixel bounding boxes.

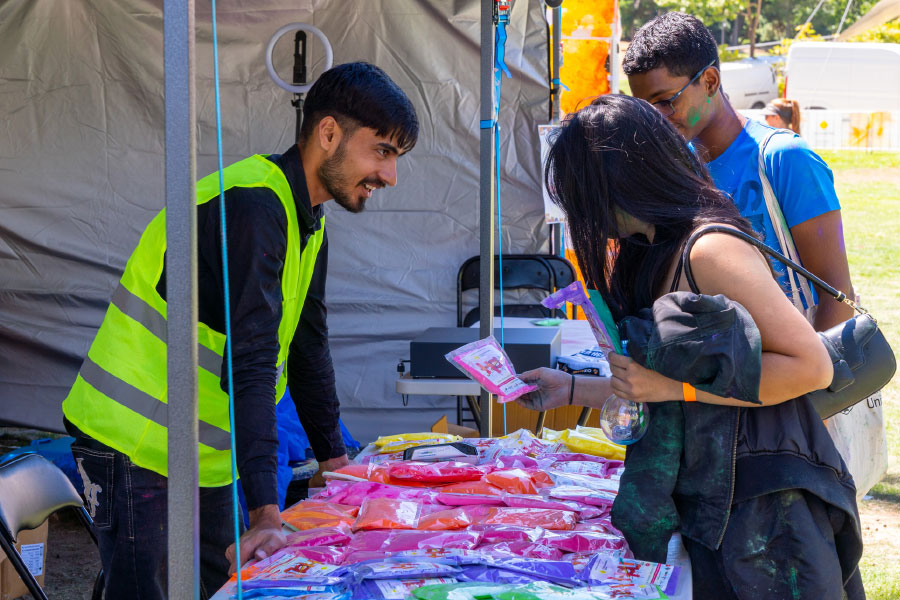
[501,494,579,512]
[546,452,611,465]
[469,524,542,544]
[540,530,628,553]
[445,336,537,403]
[541,281,618,356]
[382,530,483,552]
[548,460,610,479]
[475,541,563,561]
[288,545,349,565]
[347,530,394,552]
[491,455,541,470]
[325,481,439,507]
[548,485,617,508]
[284,524,353,548]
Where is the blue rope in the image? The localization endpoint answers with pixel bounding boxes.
[495,13,511,435]
[209,1,243,598]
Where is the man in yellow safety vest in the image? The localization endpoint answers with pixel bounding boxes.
[62,61,418,598]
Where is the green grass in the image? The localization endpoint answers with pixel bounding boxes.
[819,150,900,599]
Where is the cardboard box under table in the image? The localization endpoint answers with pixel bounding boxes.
[0,521,48,600]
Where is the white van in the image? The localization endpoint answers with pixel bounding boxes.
[720,58,779,109]
[785,42,900,111]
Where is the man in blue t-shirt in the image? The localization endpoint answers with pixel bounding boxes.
[623,12,854,333]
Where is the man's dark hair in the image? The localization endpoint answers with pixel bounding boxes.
[623,12,719,79]
[299,61,418,152]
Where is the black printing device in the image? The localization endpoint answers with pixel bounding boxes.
[409,327,561,378]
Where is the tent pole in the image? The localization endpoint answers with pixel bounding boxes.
[478,0,496,438]
[550,5,563,257]
[551,6,562,123]
[164,1,201,598]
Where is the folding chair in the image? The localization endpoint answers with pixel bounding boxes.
[0,453,103,600]
[456,254,579,430]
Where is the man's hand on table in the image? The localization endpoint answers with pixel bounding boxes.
[308,454,350,488]
[225,504,287,575]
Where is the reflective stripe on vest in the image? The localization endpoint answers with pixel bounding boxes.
[63,154,324,486]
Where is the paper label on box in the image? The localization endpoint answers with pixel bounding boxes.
[20,543,44,577]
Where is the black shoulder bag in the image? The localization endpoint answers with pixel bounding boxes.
[681,225,896,418]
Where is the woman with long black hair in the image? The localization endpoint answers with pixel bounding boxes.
[517,94,864,599]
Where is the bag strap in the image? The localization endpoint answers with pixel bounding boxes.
[680,225,872,319]
[756,130,817,314]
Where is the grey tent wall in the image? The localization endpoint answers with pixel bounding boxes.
[0,0,552,442]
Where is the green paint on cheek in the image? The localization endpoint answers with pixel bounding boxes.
[687,105,703,127]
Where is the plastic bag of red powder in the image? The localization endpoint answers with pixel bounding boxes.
[352,497,422,532]
[367,464,444,487]
[439,481,504,496]
[483,469,538,494]
[415,506,472,531]
[388,461,485,483]
[281,500,360,531]
[324,463,371,480]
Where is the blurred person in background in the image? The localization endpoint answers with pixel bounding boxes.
[763,98,802,134]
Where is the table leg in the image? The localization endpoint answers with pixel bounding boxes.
[466,395,481,432]
[577,406,591,427]
[535,411,546,436]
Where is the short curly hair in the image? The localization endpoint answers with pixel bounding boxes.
[623,12,719,79]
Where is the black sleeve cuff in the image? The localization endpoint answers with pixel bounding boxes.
[240,468,280,511]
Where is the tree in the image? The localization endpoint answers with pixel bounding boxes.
[746,0,764,56]
[653,0,748,29]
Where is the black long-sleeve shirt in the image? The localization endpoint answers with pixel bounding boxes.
[192,145,345,509]
[69,145,344,510]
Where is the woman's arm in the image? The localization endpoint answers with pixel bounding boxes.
[516,368,614,411]
[609,230,833,407]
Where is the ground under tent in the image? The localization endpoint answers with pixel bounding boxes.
[0,0,555,442]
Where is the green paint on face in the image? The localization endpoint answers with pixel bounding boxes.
[687,104,704,127]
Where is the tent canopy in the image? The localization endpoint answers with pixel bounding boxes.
[0,0,552,441]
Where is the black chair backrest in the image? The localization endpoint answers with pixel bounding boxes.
[0,454,85,540]
[456,254,578,327]
[544,255,577,288]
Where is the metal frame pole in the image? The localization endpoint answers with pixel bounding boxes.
[550,5,563,257]
[164,0,200,598]
[551,6,562,122]
[611,0,620,94]
[478,0,496,438]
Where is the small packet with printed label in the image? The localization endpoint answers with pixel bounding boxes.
[445,336,537,403]
[541,282,621,357]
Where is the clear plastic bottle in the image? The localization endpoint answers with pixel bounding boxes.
[599,341,648,445]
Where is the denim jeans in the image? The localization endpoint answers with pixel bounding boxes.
[71,437,236,600]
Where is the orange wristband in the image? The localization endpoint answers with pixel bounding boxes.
[682,382,697,402]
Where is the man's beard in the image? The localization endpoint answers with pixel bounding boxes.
[317,140,365,214]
